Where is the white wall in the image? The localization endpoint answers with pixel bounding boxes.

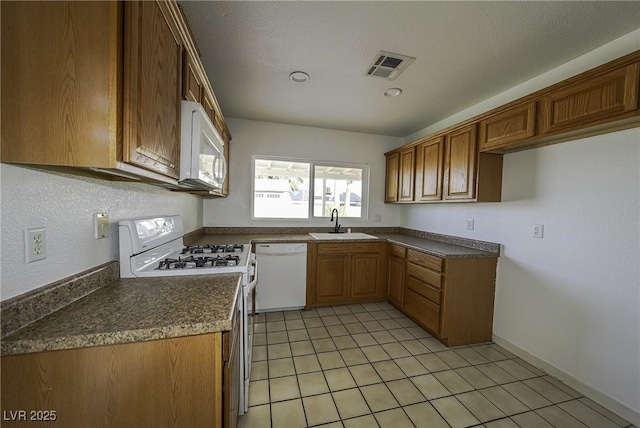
[400,30,640,421]
[403,129,640,418]
[203,118,402,227]
[0,165,203,301]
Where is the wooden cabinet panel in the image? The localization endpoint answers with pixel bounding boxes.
[310,242,385,307]
[315,255,349,303]
[387,255,405,309]
[406,249,443,272]
[1,334,222,427]
[223,307,240,428]
[539,62,639,135]
[352,254,381,299]
[415,137,444,201]
[123,0,182,179]
[407,262,442,288]
[404,288,440,334]
[183,49,203,103]
[443,124,477,200]
[398,147,415,202]
[479,102,536,152]
[203,93,217,125]
[389,244,406,258]
[1,1,120,168]
[385,152,400,202]
[406,277,440,305]
[318,242,382,255]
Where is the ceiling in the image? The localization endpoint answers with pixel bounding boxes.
[180,1,640,138]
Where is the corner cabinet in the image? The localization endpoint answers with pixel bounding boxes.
[1,0,232,195]
[306,242,387,308]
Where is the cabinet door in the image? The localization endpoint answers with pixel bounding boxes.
[315,255,350,303]
[387,256,405,308]
[415,137,444,201]
[183,49,203,103]
[123,0,182,179]
[351,253,381,300]
[203,92,217,124]
[539,62,639,135]
[1,1,120,168]
[384,152,400,202]
[223,321,240,428]
[398,147,415,202]
[443,124,477,200]
[479,102,536,152]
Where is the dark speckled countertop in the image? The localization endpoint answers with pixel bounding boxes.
[1,274,241,356]
[191,233,498,258]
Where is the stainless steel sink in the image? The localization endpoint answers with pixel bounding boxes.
[309,232,379,240]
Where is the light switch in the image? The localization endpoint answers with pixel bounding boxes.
[95,213,109,239]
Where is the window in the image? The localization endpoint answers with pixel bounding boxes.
[253,157,368,220]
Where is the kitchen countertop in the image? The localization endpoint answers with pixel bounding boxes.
[190,232,499,258]
[1,273,241,356]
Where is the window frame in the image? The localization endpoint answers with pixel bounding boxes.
[251,155,369,221]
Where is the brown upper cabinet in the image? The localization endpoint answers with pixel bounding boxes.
[183,49,204,103]
[538,62,639,135]
[385,51,639,204]
[398,147,416,202]
[384,152,400,202]
[1,0,231,195]
[415,136,444,201]
[385,124,502,204]
[478,102,536,152]
[443,124,477,200]
[123,0,182,179]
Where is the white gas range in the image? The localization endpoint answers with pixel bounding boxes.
[118,215,257,415]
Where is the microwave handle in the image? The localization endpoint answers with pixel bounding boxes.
[219,152,227,184]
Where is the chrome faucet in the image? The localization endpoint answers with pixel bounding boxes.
[330,208,341,233]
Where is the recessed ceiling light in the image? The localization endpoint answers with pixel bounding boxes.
[289,71,310,84]
[383,88,403,97]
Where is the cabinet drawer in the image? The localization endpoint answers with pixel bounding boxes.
[406,249,443,272]
[404,288,440,333]
[318,242,381,255]
[389,244,406,258]
[406,277,440,305]
[406,262,442,288]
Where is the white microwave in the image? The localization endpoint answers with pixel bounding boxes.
[179,100,226,190]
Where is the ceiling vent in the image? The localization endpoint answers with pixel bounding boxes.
[365,51,415,80]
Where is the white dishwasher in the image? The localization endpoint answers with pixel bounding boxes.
[255,243,307,312]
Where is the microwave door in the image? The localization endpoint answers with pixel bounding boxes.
[193,113,225,189]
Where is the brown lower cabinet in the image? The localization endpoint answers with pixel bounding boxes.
[389,246,498,347]
[1,321,240,428]
[306,242,387,308]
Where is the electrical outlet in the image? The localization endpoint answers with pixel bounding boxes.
[374,214,382,223]
[25,228,47,263]
[466,218,474,230]
[533,224,544,238]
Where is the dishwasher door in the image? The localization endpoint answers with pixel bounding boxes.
[254,243,307,312]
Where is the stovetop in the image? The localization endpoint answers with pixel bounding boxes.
[119,216,252,278]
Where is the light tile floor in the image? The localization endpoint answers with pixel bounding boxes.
[238,302,634,428]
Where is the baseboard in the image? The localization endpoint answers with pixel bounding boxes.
[492,334,640,426]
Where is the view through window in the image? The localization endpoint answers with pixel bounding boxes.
[253,158,367,220]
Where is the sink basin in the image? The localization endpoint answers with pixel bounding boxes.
[309,232,379,240]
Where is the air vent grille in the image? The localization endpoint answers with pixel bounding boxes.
[365,51,415,80]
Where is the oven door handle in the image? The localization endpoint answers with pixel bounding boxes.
[244,258,258,296]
